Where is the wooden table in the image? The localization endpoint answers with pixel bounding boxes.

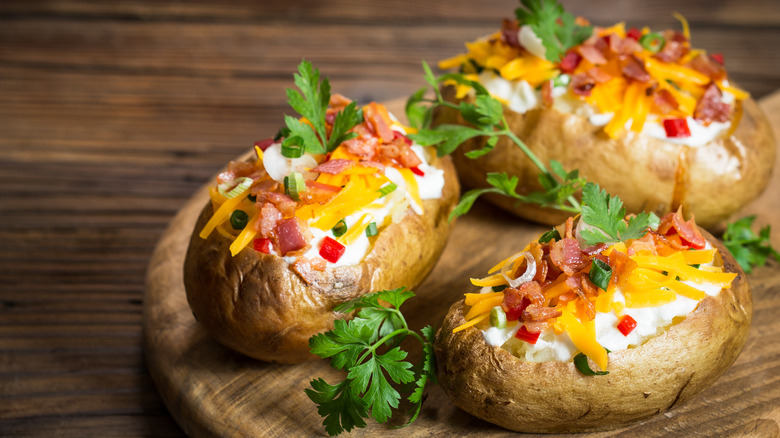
[2,1,779,436]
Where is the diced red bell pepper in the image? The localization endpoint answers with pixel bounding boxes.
[709,53,724,65]
[515,325,541,344]
[254,138,275,151]
[393,130,412,146]
[626,27,642,41]
[253,238,273,254]
[559,51,583,73]
[319,236,346,263]
[663,118,691,138]
[410,166,425,176]
[617,315,638,336]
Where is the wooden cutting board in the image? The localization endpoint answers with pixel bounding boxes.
[143,93,780,437]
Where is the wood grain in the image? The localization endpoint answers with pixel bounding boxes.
[1,1,779,436]
[143,95,780,437]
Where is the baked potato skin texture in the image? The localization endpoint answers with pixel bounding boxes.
[184,154,459,364]
[438,85,776,228]
[434,229,751,433]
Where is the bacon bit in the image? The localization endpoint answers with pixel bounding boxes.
[550,238,587,276]
[299,180,341,205]
[648,229,688,253]
[585,67,612,84]
[501,18,521,48]
[275,217,309,255]
[687,54,727,81]
[577,43,607,65]
[565,272,597,319]
[392,130,412,146]
[564,217,575,239]
[363,102,395,143]
[523,304,562,322]
[258,191,297,217]
[694,82,731,125]
[528,243,548,283]
[622,55,651,82]
[378,137,422,168]
[654,40,689,63]
[709,53,724,65]
[503,282,544,321]
[250,178,278,197]
[304,180,341,193]
[256,203,282,238]
[329,93,353,111]
[311,158,355,175]
[658,208,706,249]
[559,51,583,73]
[582,243,609,257]
[343,124,379,158]
[607,249,636,291]
[627,233,657,256]
[254,138,275,152]
[360,160,385,170]
[653,88,679,114]
[325,111,336,126]
[217,160,257,185]
[570,73,595,96]
[541,80,554,107]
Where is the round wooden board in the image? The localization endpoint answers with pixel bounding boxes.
[143,95,780,437]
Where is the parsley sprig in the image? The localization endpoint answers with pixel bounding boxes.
[515,0,592,62]
[579,183,660,245]
[278,60,363,155]
[407,61,584,220]
[306,288,436,436]
[722,215,780,273]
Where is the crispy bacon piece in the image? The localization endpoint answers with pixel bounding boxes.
[329,93,352,111]
[606,33,642,56]
[541,80,554,107]
[570,74,595,96]
[577,43,607,65]
[654,40,689,63]
[628,233,658,256]
[501,18,521,48]
[249,178,278,197]
[582,243,609,257]
[299,180,341,205]
[363,102,395,143]
[311,158,354,175]
[523,304,562,323]
[653,88,679,114]
[502,281,544,321]
[657,208,706,249]
[607,249,636,292]
[256,203,282,238]
[377,136,422,168]
[258,191,297,217]
[622,55,651,82]
[559,51,583,73]
[550,237,587,275]
[343,124,379,158]
[217,160,258,185]
[565,272,597,319]
[694,82,731,125]
[275,217,309,256]
[687,54,727,81]
[585,67,612,83]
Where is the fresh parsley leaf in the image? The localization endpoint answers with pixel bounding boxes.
[405,86,432,130]
[580,182,654,245]
[327,102,363,151]
[723,215,780,273]
[307,289,436,436]
[515,0,593,62]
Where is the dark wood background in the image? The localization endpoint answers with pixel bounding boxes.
[1,1,778,436]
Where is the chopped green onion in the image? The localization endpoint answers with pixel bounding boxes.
[552,74,570,88]
[377,182,397,197]
[639,32,666,53]
[589,259,612,291]
[221,177,253,199]
[489,306,507,329]
[365,222,378,237]
[284,172,306,201]
[539,228,562,244]
[331,219,348,237]
[247,194,257,202]
[574,349,610,376]
[230,210,249,230]
[281,140,305,158]
[492,285,507,292]
[691,264,700,269]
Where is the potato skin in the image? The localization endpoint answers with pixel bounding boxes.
[438,85,776,228]
[434,229,751,433]
[184,154,459,363]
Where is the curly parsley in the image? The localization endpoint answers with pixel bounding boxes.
[722,215,780,273]
[515,0,593,62]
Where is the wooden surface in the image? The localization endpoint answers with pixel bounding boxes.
[2,1,780,436]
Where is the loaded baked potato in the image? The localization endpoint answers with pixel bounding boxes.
[435,0,775,228]
[434,186,751,432]
[184,63,459,363]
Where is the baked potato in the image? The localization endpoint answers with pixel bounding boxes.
[434,203,751,432]
[435,1,775,228]
[183,71,459,363]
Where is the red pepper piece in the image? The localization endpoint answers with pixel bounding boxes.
[319,236,346,263]
[617,315,638,336]
[663,118,691,138]
[254,138,275,151]
[515,325,541,344]
[559,51,583,73]
[410,166,425,176]
[253,238,273,254]
[626,27,642,41]
[709,53,724,65]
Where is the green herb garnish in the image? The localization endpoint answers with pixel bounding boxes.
[331,219,348,237]
[515,0,593,62]
[229,210,249,230]
[579,183,659,245]
[281,60,363,156]
[306,289,436,436]
[573,349,610,376]
[589,258,612,291]
[722,215,780,273]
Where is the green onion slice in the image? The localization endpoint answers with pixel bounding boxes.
[220,177,253,199]
[574,350,610,376]
[552,74,570,88]
[492,285,507,292]
[284,172,306,201]
[639,32,666,53]
[377,182,397,197]
[365,222,378,237]
[589,259,612,291]
[489,306,507,329]
[331,219,348,237]
[230,210,249,230]
[539,228,562,244]
[280,140,305,158]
